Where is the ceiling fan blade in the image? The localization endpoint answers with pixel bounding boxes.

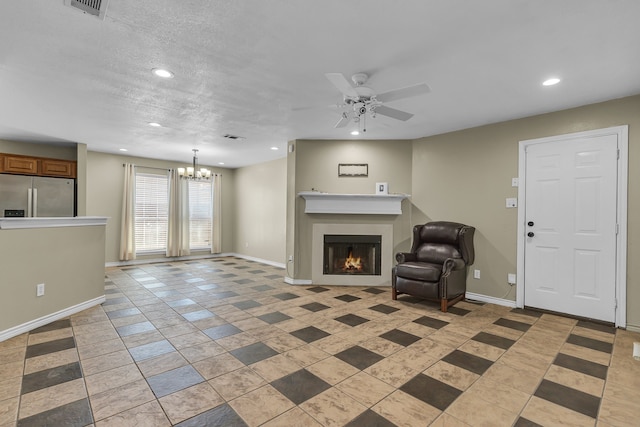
[375,83,430,103]
[374,105,414,121]
[325,73,359,98]
[334,112,352,128]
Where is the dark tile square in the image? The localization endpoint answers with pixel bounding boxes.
[21,362,83,394]
[567,334,613,354]
[344,409,396,427]
[553,353,608,379]
[17,398,93,427]
[211,290,239,299]
[219,273,237,278]
[290,326,330,343]
[102,296,129,306]
[248,270,265,274]
[234,265,250,270]
[307,286,330,293]
[233,300,262,310]
[379,329,421,347]
[104,287,121,294]
[257,311,292,324]
[363,287,386,295]
[300,302,330,312]
[510,308,543,318]
[534,379,600,418]
[472,332,515,350]
[494,317,532,332]
[368,304,399,314]
[442,350,493,375]
[234,278,254,284]
[271,369,331,404]
[413,315,449,330]
[335,345,384,370]
[106,307,142,319]
[30,319,72,334]
[129,340,176,362]
[116,321,156,337]
[252,284,274,292]
[265,274,282,280]
[230,342,278,365]
[203,324,242,340]
[400,373,461,411]
[26,337,76,358]
[514,417,543,427]
[335,294,361,303]
[576,320,615,335]
[182,310,214,322]
[175,404,248,427]
[147,365,205,398]
[274,292,300,301]
[446,306,471,316]
[335,314,370,327]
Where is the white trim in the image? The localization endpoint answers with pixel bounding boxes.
[626,325,640,333]
[465,292,517,308]
[517,125,628,328]
[284,276,313,285]
[0,296,105,342]
[0,216,108,229]
[299,192,410,215]
[106,252,286,270]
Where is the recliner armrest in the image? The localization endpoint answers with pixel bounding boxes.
[442,258,466,273]
[396,252,416,263]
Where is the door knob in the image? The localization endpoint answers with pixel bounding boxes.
[527,221,534,226]
[527,232,535,237]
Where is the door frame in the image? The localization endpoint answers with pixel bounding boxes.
[516,125,628,327]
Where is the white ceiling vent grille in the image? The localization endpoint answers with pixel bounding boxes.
[223,134,244,140]
[64,0,109,20]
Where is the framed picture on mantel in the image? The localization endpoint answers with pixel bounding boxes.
[338,163,368,177]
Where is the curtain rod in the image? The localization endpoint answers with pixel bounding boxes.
[122,163,169,172]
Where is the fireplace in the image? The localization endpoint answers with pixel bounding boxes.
[323,234,381,276]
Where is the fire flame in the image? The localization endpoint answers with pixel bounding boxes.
[343,250,363,272]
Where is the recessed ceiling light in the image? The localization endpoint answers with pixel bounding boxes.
[270,146,278,150]
[218,162,225,165]
[119,148,128,152]
[148,122,162,127]
[350,130,360,136]
[542,78,560,86]
[152,68,174,78]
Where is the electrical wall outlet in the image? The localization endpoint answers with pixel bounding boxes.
[508,274,517,285]
[36,283,45,296]
[288,255,294,262]
[473,269,481,279]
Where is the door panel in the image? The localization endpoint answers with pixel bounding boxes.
[524,134,617,322]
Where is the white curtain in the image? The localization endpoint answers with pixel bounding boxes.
[167,169,191,257]
[119,163,136,261]
[211,173,222,254]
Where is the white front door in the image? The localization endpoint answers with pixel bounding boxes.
[522,132,619,322]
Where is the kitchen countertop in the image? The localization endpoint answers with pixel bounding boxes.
[0,216,108,229]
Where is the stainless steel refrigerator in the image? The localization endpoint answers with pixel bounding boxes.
[0,174,75,217]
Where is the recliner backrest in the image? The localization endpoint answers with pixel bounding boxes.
[411,221,475,265]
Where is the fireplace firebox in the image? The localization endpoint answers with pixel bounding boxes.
[323,234,382,275]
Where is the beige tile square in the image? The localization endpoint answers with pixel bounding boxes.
[81,349,133,376]
[179,341,226,363]
[372,389,441,427]
[482,360,543,395]
[335,371,395,407]
[310,333,357,354]
[0,334,27,352]
[598,395,640,427]
[0,347,26,365]
[0,376,21,402]
[121,330,165,348]
[545,364,604,397]
[229,385,295,427]
[19,378,87,419]
[364,358,420,388]
[167,331,210,350]
[95,400,170,427]
[89,378,156,422]
[260,407,323,427]
[27,328,73,346]
[445,388,519,426]
[283,345,330,367]
[250,354,302,382]
[159,382,224,424]
[306,356,360,385]
[77,338,126,360]
[136,351,188,378]
[423,361,480,391]
[215,331,259,351]
[232,317,269,331]
[159,322,198,339]
[209,367,266,400]
[193,353,245,380]
[85,363,143,396]
[109,314,148,328]
[24,347,79,375]
[0,396,19,426]
[464,376,530,414]
[299,387,367,427]
[522,396,597,426]
[430,412,473,426]
[560,342,612,366]
[359,336,405,357]
[0,360,23,380]
[263,334,306,353]
[457,339,505,361]
[571,326,615,343]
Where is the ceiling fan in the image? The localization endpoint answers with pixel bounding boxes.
[325,72,430,130]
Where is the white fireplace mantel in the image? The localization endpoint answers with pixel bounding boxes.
[299,191,410,215]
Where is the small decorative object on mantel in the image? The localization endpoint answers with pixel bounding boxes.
[338,163,368,177]
[376,182,388,195]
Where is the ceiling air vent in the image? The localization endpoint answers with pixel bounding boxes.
[223,134,244,140]
[64,0,109,20]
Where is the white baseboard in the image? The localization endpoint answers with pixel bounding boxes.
[0,295,106,342]
[284,276,313,286]
[465,292,517,308]
[232,254,285,269]
[626,324,640,333]
[106,253,286,269]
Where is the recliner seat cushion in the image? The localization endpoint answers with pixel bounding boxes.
[394,262,441,282]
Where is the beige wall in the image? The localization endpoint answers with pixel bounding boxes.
[0,139,76,160]
[233,157,287,264]
[86,151,236,263]
[0,225,105,332]
[412,94,640,328]
[287,139,414,279]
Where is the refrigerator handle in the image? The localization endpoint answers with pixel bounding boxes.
[33,188,38,217]
[27,188,33,217]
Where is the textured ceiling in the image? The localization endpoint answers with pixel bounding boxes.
[1,1,639,168]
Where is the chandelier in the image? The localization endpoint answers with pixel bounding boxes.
[177,149,211,180]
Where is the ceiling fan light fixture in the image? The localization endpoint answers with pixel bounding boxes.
[178,149,212,180]
[543,77,560,86]
[350,130,359,136]
[152,68,174,79]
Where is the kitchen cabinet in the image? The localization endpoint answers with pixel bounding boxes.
[0,153,77,178]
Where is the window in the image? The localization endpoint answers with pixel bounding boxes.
[135,172,168,252]
[188,180,213,249]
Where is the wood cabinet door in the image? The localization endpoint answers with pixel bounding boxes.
[41,159,77,178]
[1,155,39,175]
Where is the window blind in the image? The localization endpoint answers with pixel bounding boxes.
[135,173,169,252]
[188,180,213,249]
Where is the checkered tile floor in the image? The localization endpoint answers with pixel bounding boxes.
[1,257,639,426]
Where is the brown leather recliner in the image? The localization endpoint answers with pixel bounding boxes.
[392,221,475,312]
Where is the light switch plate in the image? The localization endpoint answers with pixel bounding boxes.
[506,198,517,208]
[508,274,516,284]
[511,178,519,187]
